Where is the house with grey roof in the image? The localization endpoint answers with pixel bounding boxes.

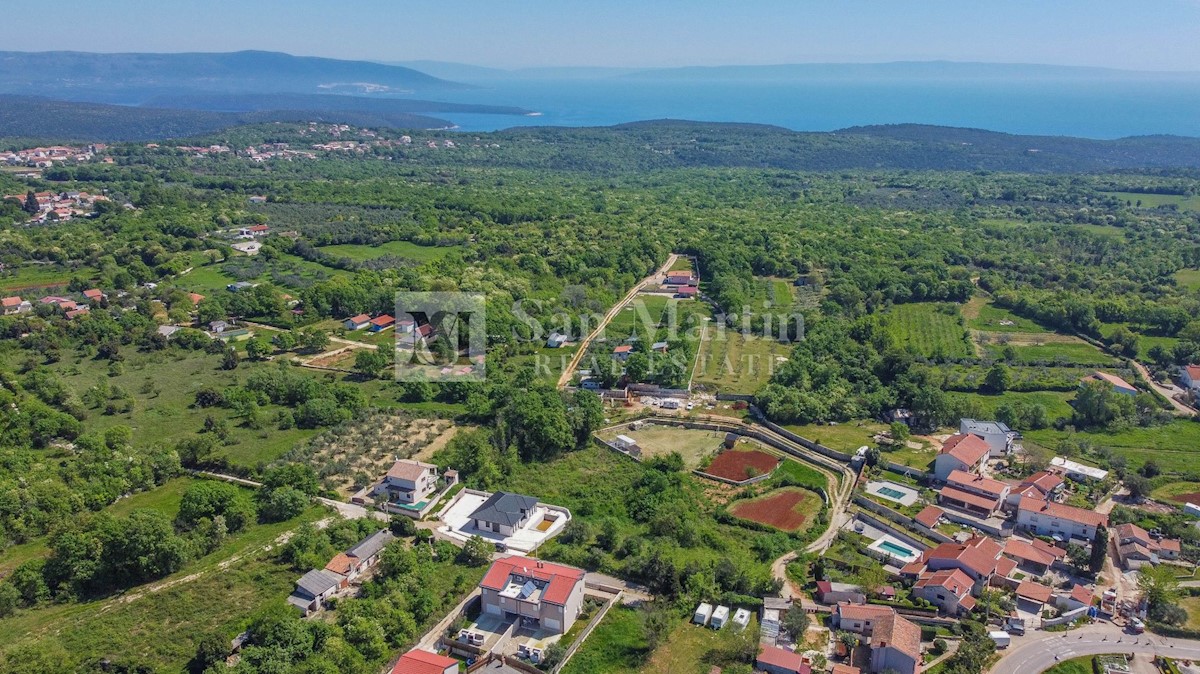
[469,492,538,537]
[960,418,1020,458]
[288,569,342,615]
[346,530,392,567]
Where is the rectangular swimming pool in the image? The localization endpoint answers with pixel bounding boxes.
[878,540,915,557]
[877,486,907,500]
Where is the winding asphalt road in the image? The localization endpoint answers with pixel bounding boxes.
[990,623,1200,674]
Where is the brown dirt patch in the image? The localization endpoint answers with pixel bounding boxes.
[730,488,812,532]
[1170,492,1200,506]
[705,449,780,482]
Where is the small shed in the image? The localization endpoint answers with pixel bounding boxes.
[710,605,730,630]
[723,433,739,449]
[693,602,713,626]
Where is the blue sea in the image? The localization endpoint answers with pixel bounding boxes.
[421,78,1200,139]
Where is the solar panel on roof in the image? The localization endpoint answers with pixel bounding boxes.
[520,580,537,599]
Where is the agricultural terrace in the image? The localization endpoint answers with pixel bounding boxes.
[282,413,455,497]
[730,486,821,533]
[692,324,792,395]
[703,448,780,483]
[884,302,972,360]
[598,425,726,469]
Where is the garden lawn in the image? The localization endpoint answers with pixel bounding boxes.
[106,477,195,517]
[1042,656,1095,674]
[885,303,972,360]
[1175,269,1200,291]
[1182,596,1200,631]
[947,391,1075,421]
[782,420,889,452]
[560,605,648,674]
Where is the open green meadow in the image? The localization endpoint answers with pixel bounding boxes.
[1175,269,1200,291]
[0,263,99,294]
[560,605,647,674]
[948,390,1076,420]
[984,341,1115,366]
[692,326,791,394]
[1026,419,1200,474]
[885,303,972,360]
[1102,191,1200,212]
[965,298,1051,333]
[783,420,889,452]
[316,240,458,263]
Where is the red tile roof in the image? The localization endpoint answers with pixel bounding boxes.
[676,286,698,295]
[248,224,269,232]
[832,665,861,674]
[371,314,395,327]
[1,296,22,307]
[940,433,991,467]
[871,613,922,660]
[1015,581,1054,604]
[613,345,633,354]
[346,313,370,324]
[1070,584,1094,606]
[1186,365,1200,380]
[386,459,436,482]
[757,645,810,673]
[1115,523,1151,545]
[188,292,205,305]
[325,553,355,576]
[1159,538,1181,553]
[834,602,894,622]
[1085,371,1136,392]
[923,536,1003,578]
[1003,538,1064,567]
[914,505,945,529]
[947,469,1009,497]
[392,648,458,674]
[83,288,103,299]
[915,568,973,598]
[1017,496,1108,528]
[480,557,584,607]
[940,485,1000,512]
[1021,471,1064,495]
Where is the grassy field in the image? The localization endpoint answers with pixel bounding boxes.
[561,605,647,674]
[783,420,889,452]
[607,295,672,337]
[948,390,1076,420]
[176,263,239,293]
[106,477,195,517]
[1150,481,1200,505]
[316,240,458,263]
[692,326,792,394]
[0,263,98,293]
[885,303,972,360]
[1102,191,1200,212]
[985,341,1114,366]
[1026,419,1200,474]
[1175,269,1200,291]
[0,539,49,579]
[0,500,327,671]
[37,347,328,468]
[600,426,724,469]
[965,298,1051,334]
[1181,596,1200,631]
[668,256,694,273]
[640,616,757,674]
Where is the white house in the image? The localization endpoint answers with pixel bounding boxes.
[1049,456,1109,482]
[1180,365,1200,392]
[1016,496,1107,542]
[377,459,441,508]
[344,313,371,331]
[959,419,1019,458]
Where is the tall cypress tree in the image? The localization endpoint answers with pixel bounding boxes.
[22,190,39,214]
[1089,524,1108,574]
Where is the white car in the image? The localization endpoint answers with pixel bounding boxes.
[686,402,694,410]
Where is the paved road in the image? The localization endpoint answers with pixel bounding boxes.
[991,623,1200,674]
[1128,358,1197,417]
[556,253,679,388]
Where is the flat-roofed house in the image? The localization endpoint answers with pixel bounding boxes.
[479,556,585,634]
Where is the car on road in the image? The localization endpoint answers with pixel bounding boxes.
[1129,618,1145,634]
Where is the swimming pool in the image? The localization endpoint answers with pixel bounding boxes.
[865,480,920,506]
[877,486,907,500]
[878,540,914,557]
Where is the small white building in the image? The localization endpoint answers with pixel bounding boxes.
[693,602,713,626]
[1050,456,1109,482]
[960,419,1019,458]
[1016,496,1107,542]
[1180,365,1200,392]
[710,605,730,630]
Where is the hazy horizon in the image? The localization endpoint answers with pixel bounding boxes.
[4,0,1198,72]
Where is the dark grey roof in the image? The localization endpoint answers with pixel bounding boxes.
[346,530,392,561]
[469,491,538,527]
[295,569,340,598]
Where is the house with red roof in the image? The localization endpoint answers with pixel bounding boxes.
[912,568,976,616]
[900,536,1003,593]
[1082,371,1137,395]
[913,506,945,531]
[1002,538,1066,575]
[370,314,395,332]
[1015,496,1107,542]
[869,613,922,674]
[939,470,1010,517]
[815,581,866,605]
[933,434,991,480]
[1180,365,1200,393]
[82,288,105,302]
[1,296,30,315]
[1014,580,1054,612]
[188,292,205,306]
[344,313,371,331]
[756,645,812,674]
[391,648,459,674]
[1055,584,1095,613]
[479,556,585,635]
[377,459,442,509]
[832,602,895,634]
[1114,522,1181,569]
[674,285,699,298]
[613,344,634,360]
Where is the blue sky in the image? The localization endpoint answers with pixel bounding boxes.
[8,0,1199,71]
